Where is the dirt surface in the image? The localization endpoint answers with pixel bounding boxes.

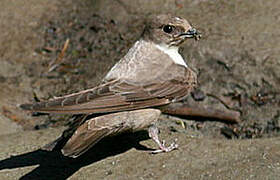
[1,126,280,180]
[0,0,280,179]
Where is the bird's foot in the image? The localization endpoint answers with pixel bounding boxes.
[148,125,178,154]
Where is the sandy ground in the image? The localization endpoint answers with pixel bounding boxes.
[1,126,280,180]
[0,0,279,179]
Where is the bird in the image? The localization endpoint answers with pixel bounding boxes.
[20,14,200,158]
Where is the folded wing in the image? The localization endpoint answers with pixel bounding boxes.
[20,67,196,114]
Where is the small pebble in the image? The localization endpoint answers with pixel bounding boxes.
[191,89,205,101]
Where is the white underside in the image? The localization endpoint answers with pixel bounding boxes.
[155,44,188,67]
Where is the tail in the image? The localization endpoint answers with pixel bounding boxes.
[42,114,88,152]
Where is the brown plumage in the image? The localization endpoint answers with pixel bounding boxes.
[20,42,197,114]
[20,14,200,157]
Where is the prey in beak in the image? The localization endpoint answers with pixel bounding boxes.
[179,28,201,41]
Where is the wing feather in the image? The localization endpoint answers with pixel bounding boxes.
[20,68,196,114]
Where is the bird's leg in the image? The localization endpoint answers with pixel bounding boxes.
[148,124,178,154]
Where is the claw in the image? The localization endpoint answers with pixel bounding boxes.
[148,125,178,154]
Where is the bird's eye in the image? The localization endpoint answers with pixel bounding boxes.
[163,25,174,33]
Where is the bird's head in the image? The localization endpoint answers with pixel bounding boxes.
[143,14,201,47]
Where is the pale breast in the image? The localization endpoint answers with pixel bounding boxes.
[103,39,188,84]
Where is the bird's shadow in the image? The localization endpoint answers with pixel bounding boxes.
[0,131,152,180]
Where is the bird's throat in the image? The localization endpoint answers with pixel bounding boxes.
[155,44,188,67]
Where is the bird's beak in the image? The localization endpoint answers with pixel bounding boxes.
[179,28,201,40]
